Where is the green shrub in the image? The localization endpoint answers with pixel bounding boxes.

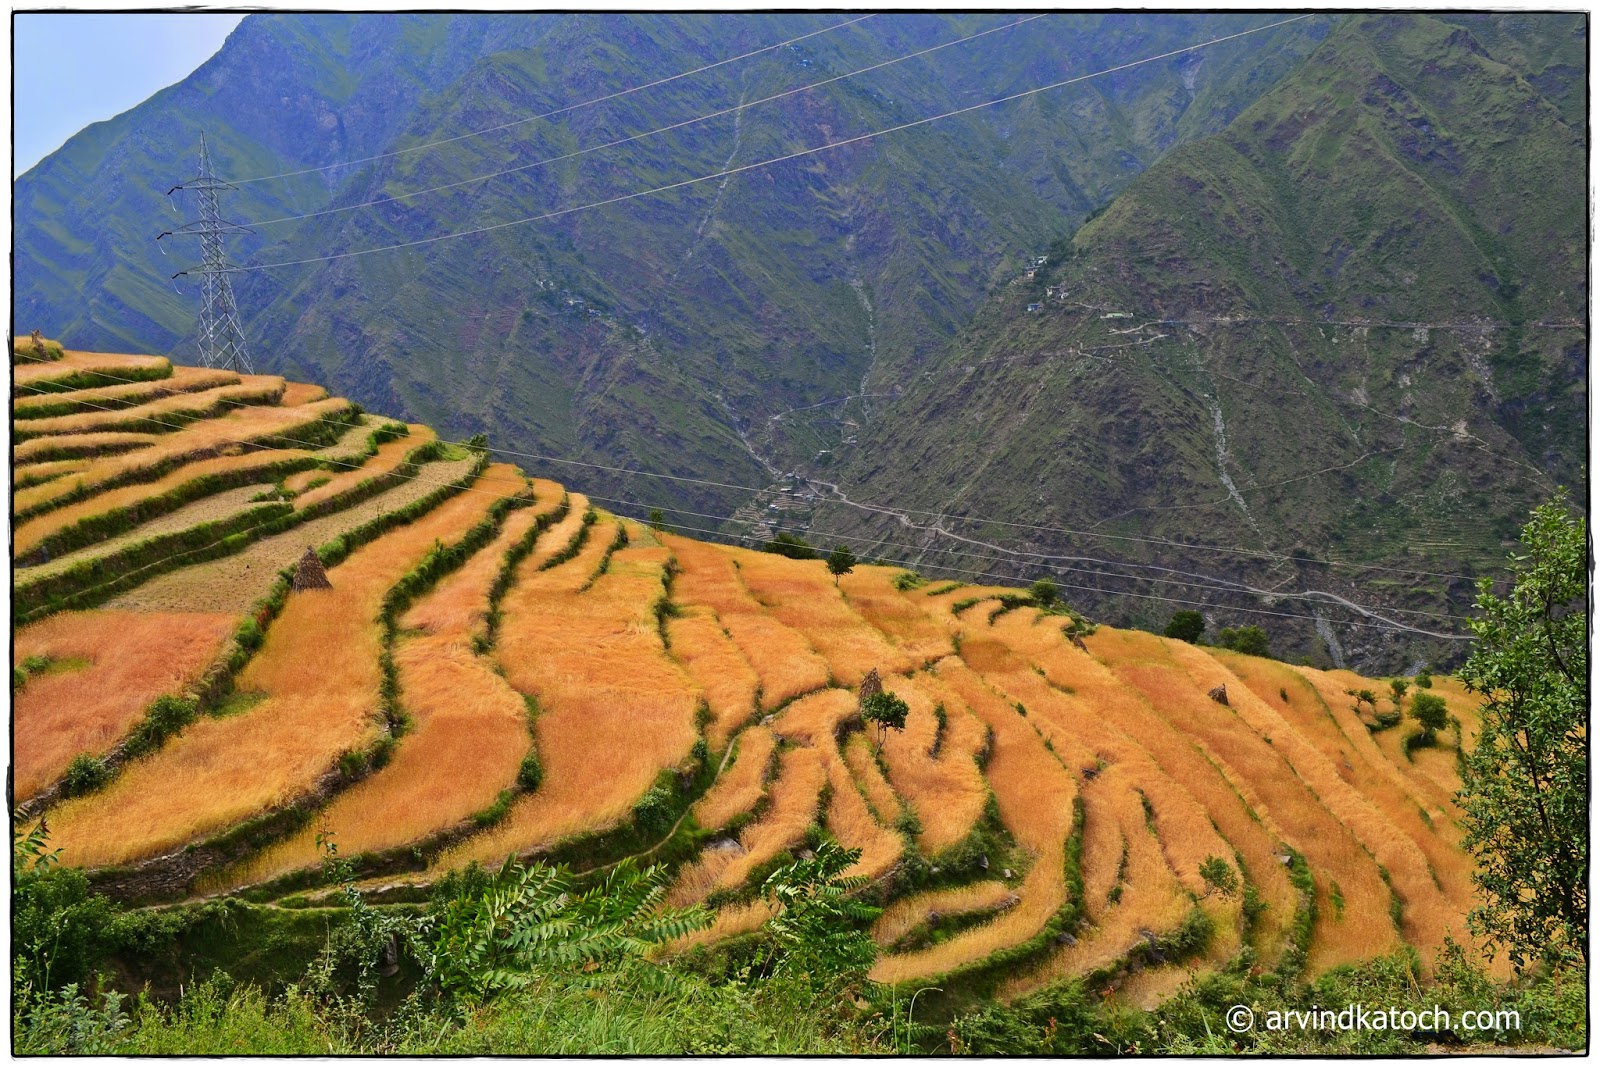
[1164,610,1205,643]
[762,533,816,560]
[1217,624,1271,657]
[60,754,111,798]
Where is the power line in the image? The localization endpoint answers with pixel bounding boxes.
[17,397,1470,640]
[12,364,1510,582]
[9,376,1472,631]
[188,14,1318,277]
[223,15,876,186]
[243,14,1046,229]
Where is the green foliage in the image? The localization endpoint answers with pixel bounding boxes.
[13,982,130,1055]
[123,695,199,758]
[1163,609,1206,643]
[1414,668,1433,689]
[1457,492,1587,970]
[1198,855,1239,898]
[426,857,705,1006]
[1410,691,1449,736]
[762,532,817,561]
[1217,624,1271,658]
[892,570,925,591]
[1028,577,1058,610]
[61,753,111,797]
[825,544,857,585]
[516,751,543,792]
[757,843,880,990]
[860,690,910,754]
[13,824,122,994]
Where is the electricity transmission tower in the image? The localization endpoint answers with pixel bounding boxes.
[159,132,254,373]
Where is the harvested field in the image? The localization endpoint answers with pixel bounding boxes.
[45,471,502,867]
[13,350,169,392]
[13,378,285,439]
[14,447,309,557]
[14,366,238,417]
[12,610,238,801]
[17,485,276,585]
[693,727,778,832]
[294,426,434,509]
[101,455,479,613]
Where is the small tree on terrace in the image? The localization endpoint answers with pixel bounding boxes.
[861,691,910,755]
[1164,610,1205,643]
[826,544,857,586]
[1030,577,1059,610]
[1410,692,1449,741]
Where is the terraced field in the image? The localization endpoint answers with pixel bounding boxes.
[11,349,1501,1005]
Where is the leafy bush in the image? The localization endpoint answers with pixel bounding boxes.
[61,753,111,797]
[1217,624,1271,657]
[1164,610,1205,643]
[1029,577,1058,610]
[762,532,817,560]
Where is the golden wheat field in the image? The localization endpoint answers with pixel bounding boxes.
[11,353,1507,1005]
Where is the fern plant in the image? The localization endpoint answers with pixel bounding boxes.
[426,857,706,1006]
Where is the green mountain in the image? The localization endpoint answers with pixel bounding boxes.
[15,13,1329,489]
[819,12,1585,670]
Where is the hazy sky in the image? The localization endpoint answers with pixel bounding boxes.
[13,13,245,177]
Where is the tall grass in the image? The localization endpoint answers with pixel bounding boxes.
[13,432,156,470]
[866,657,1080,985]
[733,547,913,686]
[873,880,1017,948]
[662,535,830,709]
[877,674,988,854]
[293,426,433,509]
[11,609,237,801]
[14,448,311,557]
[12,349,170,392]
[837,566,956,662]
[664,608,760,750]
[221,473,546,888]
[842,735,902,823]
[14,398,356,519]
[44,474,502,867]
[445,527,699,869]
[14,366,238,419]
[692,726,777,832]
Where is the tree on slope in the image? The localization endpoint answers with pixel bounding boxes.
[826,545,857,586]
[861,691,910,754]
[1457,491,1587,971]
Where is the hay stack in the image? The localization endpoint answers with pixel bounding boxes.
[293,547,333,591]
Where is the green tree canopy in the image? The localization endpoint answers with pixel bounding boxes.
[762,533,817,560]
[1029,577,1059,610]
[826,545,858,585]
[1457,491,1587,971]
[1164,610,1205,643]
[1217,624,1270,658]
[1410,692,1449,737]
[860,690,910,754]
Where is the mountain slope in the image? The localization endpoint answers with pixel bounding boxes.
[16,12,1332,505]
[825,13,1585,671]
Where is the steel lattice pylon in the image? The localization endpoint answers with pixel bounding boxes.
[160,132,254,373]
